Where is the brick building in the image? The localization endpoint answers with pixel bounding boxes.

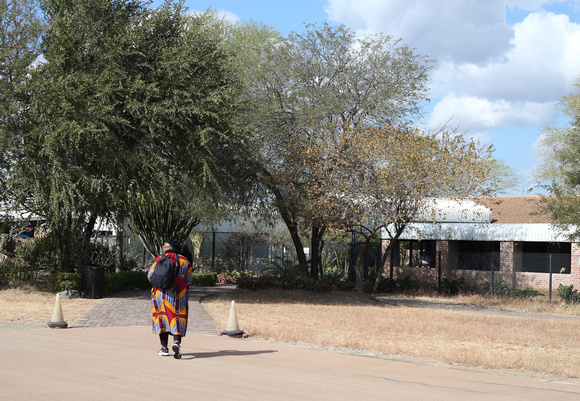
[380,197,580,290]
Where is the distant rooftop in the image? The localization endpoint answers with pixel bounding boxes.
[474,196,550,224]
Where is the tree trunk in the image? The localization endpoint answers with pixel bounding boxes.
[287,222,308,275]
[80,213,97,265]
[373,234,403,293]
[310,223,326,280]
[260,169,308,275]
[115,216,124,273]
[354,239,370,293]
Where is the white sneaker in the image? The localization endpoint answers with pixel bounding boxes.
[157,348,169,356]
[172,343,181,359]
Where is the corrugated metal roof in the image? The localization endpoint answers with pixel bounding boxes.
[382,222,571,242]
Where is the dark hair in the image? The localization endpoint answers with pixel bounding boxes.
[164,238,181,252]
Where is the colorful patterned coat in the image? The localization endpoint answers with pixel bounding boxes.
[147,251,192,336]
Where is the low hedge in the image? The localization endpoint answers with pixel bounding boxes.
[49,270,218,295]
[191,272,217,287]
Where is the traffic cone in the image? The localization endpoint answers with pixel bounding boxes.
[47,294,68,328]
[220,300,244,338]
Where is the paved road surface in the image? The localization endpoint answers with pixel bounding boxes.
[1,285,579,400]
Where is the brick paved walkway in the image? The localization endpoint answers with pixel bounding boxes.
[73,285,236,335]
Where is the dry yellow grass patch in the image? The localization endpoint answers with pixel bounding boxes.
[202,289,580,380]
[412,293,580,316]
[0,287,99,329]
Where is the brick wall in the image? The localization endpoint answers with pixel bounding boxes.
[379,239,580,291]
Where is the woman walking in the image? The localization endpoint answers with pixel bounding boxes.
[147,238,192,359]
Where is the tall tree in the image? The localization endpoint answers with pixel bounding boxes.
[310,125,497,293]
[0,0,44,200]
[536,77,580,238]
[7,0,249,271]
[229,22,433,277]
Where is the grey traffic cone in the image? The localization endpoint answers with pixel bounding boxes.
[220,300,244,338]
[47,293,68,328]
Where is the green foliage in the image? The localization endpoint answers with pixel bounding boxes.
[440,278,467,296]
[374,275,420,294]
[260,257,299,278]
[236,273,353,293]
[4,0,250,273]
[49,272,82,293]
[228,20,434,277]
[126,189,200,257]
[14,235,58,271]
[217,269,251,284]
[511,287,544,300]
[236,274,277,291]
[322,265,348,282]
[191,272,218,287]
[103,271,150,296]
[535,79,580,239]
[0,256,34,286]
[557,284,580,304]
[481,280,544,299]
[482,279,511,297]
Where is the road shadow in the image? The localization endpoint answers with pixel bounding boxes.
[184,349,278,359]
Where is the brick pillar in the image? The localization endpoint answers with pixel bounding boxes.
[571,243,580,287]
[436,241,450,276]
[500,241,520,287]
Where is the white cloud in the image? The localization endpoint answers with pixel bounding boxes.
[325,0,515,64]
[428,93,554,131]
[191,8,241,24]
[326,1,580,181]
[327,1,580,132]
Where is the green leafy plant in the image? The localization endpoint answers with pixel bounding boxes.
[511,287,544,300]
[49,272,82,293]
[440,278,467,296]
[482,279,510,297]
[557,284,580,304]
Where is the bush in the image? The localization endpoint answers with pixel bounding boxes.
[49,272,82,293]
[14,234,58,271]
[557,284,580,304]
[374,275,420,294]
[191,272,217,287]
[1,256,36,286]
[103,271,150,296]
[440,278,467,296]
[511,287,544,300]
[482,279,511,297]
[236,275,277,291]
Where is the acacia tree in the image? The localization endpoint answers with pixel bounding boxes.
[7,0,248,271]
[228,22,433,277]
[310,125,498,293]
[0,0,44,199]
[536,77,580,238]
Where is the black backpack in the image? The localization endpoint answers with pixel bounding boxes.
[150,254,179,290]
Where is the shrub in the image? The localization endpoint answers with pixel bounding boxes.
[511,287,544,300]
[440,278,467,296]
[49,272,82,293]
[236,275,277,291]
[14,234,58,271]
[373,275,421,294]
[191,272,217,287]
[306,278,333,293]
[482,279,511,297]
[557,284,580,304]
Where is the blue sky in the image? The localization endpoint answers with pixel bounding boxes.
[164,1,580,196]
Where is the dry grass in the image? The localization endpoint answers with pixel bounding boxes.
[0,287,99,329]
[202,289,580,381]
[409,293,580,316]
